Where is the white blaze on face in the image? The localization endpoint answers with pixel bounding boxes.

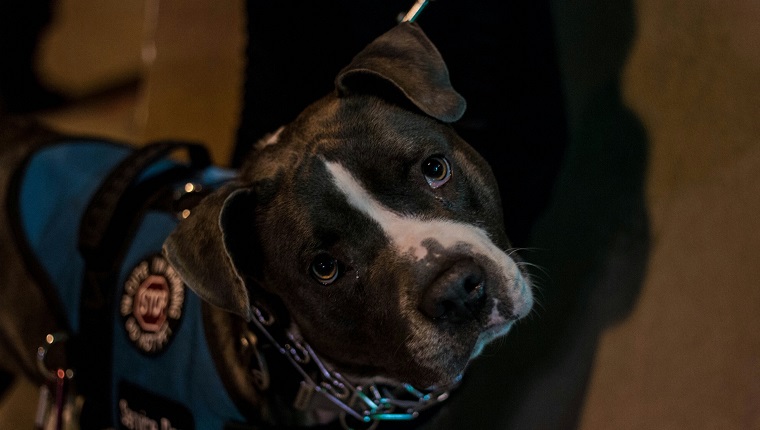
[323,160,533,319]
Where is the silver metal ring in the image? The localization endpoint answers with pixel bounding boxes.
[253,305,275,326]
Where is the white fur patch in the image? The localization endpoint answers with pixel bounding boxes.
[324,160,532,320]
[257,126,285,149]
[487,298,507,327]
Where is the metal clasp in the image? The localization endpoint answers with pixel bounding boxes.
[400,0,432,23]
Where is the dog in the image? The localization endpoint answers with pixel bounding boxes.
[0,22,532,429]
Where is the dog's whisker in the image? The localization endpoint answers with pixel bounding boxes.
[516,260,551,282]
[506,246,544,257]
[393,332,415,359]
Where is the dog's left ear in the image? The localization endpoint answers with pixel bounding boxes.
[163,184,257,321]
[336,22,466,123]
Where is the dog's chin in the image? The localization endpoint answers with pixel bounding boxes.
[470,320,516,359]
[317,323,519,389]
[393,351,474,389]
[399,322,521,388]
[413,366,467,389]
[364,366,464,390]
[396,321,518,387]
[331,353,468,390]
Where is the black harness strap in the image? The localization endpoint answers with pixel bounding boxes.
[75,141,211,428]
[79,141,211,266]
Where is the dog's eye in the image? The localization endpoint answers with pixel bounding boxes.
[310,254,340,285]
[421,156,451,188]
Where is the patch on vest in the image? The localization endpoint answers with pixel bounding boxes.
[118,381,194,430]
[120,254,185,354]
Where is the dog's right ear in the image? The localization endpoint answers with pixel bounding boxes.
[335,22,466,123]
[163,184,257,321]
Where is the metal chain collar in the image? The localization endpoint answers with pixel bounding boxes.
[248,304,458,430]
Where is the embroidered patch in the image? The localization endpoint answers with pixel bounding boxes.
[121,254,184,354]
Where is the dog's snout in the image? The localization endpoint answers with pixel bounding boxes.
[420,261,486,323]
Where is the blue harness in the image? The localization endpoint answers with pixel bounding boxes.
[14,138,445,430]
[15,139,245,429]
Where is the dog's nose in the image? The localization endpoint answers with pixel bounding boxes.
[420,261,486,323]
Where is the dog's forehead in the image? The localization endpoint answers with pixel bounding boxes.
[311,98,489,188]
[248,98,447,187]
[243,97,423,180]
[248,95,503,243]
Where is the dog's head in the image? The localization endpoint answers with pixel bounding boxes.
[164,22,532,388]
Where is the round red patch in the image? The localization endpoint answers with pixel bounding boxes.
[121,255,184,354]
[134,275,170,332]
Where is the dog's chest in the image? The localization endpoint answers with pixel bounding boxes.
[15,141,245,429]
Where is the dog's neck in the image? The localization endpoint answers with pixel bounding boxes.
[221,302,458,428]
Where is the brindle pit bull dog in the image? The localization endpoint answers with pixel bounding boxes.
[0,22,532,428]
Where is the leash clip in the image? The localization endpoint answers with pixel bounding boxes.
[400,0,433,23]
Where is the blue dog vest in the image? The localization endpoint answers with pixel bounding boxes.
[15,140,245,429]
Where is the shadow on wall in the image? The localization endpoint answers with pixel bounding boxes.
[431,0,651,428]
